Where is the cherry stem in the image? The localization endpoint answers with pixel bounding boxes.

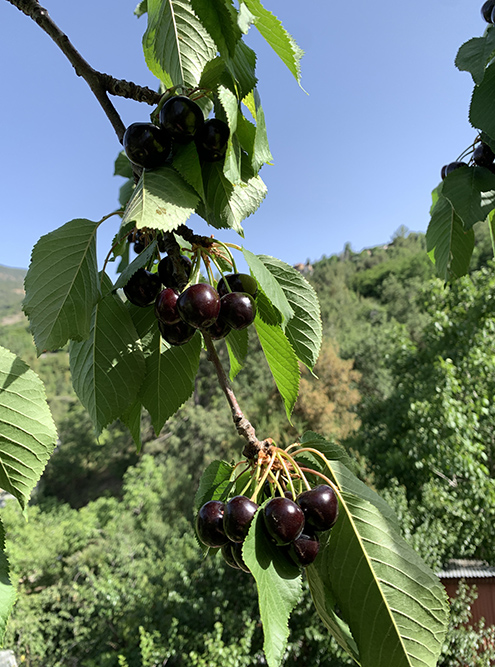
[213,241,238,274]
[297,466,342,501]
[268,468,285,498]
[275,448,312,491]
[276,453,297,498]
[250,450,277,502]
[202,331,264,458]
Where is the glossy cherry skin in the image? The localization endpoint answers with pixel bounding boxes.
[206,315,232,340]
[217,273,258,298]
[157,319,195,346]
[196,500,229,548]
[219,292,256,330]
[443,161,468,178]
[123,269,162,307]
[123,122,172,169]
[221,542,241,570]
[157,255,192,289]
[155,287,180,324]
[195,118,230,162]
[482,0,495,22]
[296,485,339,532]
[232,542,250,573]
[473,142,495,168]
[177,284,221,329]
[289,531,320,567]
[263,497,305,546]
[159,95,204,144]
[223,496,258,543]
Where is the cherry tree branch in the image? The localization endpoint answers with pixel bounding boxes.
[6,0,161,143]
[202,331,271,461]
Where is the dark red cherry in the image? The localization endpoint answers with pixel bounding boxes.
[157,255,192,289]
[177,284,221,329]
[123,122,172,169]
[221,542,241,570]
[195,118,230,162]
[473,142,495,168]
[232,542,250,573]
[219,292,256,330]
[157,319,195,346]
[482,0,495,22]
[155,287,180,324]
[206,315,232,340]
[444,161,468,178]
[289,531,320,567]
[223,496,258,543]
[123,268,162,307]
[296,485,339,532]
[217,273,258,298]
[196,500,229,548]
[263,497,305,546]
[159,95,204,144]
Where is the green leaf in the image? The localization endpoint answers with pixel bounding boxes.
[69,273,146,434]
[135,0,147,17]
[441,164,495,230]
[251,89,273,171]
[254,315,300,421]
[114,150,134,178]
[0,346,57,511]
[243,506,302,667]
[138,327,202,434]
[488,208,495,257]
[119,179,136,209]
[189,0,241,58]
[225,327,249,379]
[23,218,101,354]
[197,157,267,233]
[172,142,206,200]
[455,27,495,85]
[143,0,217,87]
[426,195,475,280]
[0,519,16,644]
[307,489,449,667]
[227,40,258,99]
[470,60,495,140]
[218,84,242,183]
[256,289,282,326]
[241,0,304,86]
[243,249,293,324]
[112,240,158,291]
[194,459,235,510]
[122,165,199,233]
[120,400,143,452]
[238,2,255,34]
[258,255,322,370]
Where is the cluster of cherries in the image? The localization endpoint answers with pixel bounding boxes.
[196,485,339,573]
[123,94,230,170]
[123,253,258,346]
[441,141,495,180]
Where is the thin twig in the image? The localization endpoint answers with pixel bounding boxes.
[202,331,270,460]
[6,0,161,143]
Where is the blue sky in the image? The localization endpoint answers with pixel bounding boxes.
[0,0,483,274]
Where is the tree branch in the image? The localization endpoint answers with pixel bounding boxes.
[202,331,271,461]
[6,0,161,143]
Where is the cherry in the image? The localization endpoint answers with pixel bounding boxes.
[297,485,339,532]
[155,287,180,324]
[159,95,204,144]
[481,0,495,22]
[133,230,148,254]
[196,500,229,548]
[221,542,241,570]
[177,284,221,329]
[441,161,468,180]
[473,142,495,168]
[289,531,320,567]
[206,315,232,340]
[219,292,256,330]
[195,118,230,162]
[157,319,195,346]
[223,496,258,543]
[232,542,250,573]
[123,268,162,307]
[157,255,192,289]
[217,273,258,298]
[123,122,172,169]
[263,497,305,546]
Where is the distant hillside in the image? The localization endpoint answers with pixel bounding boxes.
[0,265,26,325]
